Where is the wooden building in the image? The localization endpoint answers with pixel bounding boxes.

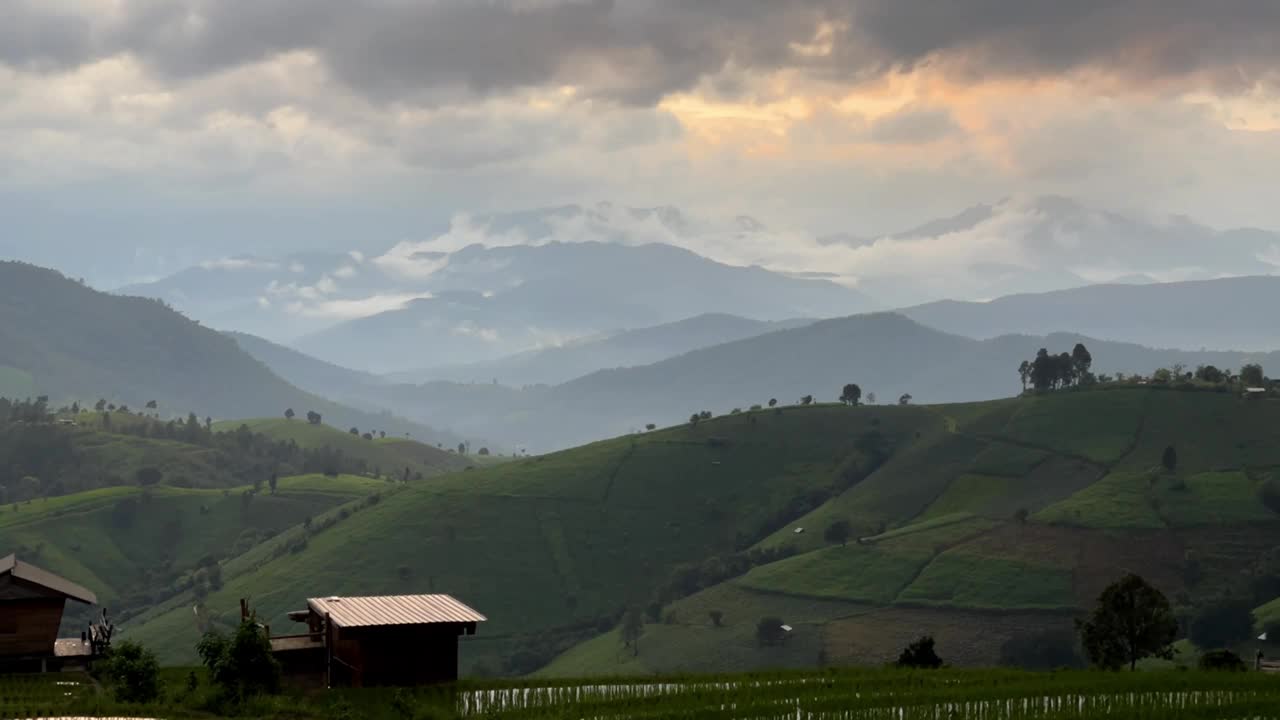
[269,594,485,687]
[0,554,105,672]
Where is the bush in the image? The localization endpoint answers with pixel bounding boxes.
[197,619,281,701]
[103,640,160,703]
[1188,599,1255,650]
[897,635,943,668]
[756,617,787,647]
[1199,649,1247,671]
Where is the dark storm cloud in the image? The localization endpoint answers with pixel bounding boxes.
[4,1,1278,103]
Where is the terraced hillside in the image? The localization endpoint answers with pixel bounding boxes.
[125,387,1280,675]
[125,404,938,666]
[210,417,474,477]
[0,474,383,631]
[544,387,1280,675]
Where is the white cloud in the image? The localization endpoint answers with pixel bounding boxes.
[332,265,357,279]
[198,256,279,271]
[451,322,501,343]
[284,292,432,320]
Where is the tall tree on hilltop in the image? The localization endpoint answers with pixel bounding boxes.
[1078,573,1177,670]
[839,384,862,406]
[1242,364,1266,387]
[1018,360,1031,391]
[1072,343,1093,381]
[620,607,644,657]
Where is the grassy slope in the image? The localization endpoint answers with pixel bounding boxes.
[126,405,942,664]
[542,388,1280,675]
[121,388,1280,673]
[0,475,379,619]
[212,417,472,476]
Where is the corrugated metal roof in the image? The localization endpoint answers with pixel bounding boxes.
[307,594,486,628]
[0,554,98,605]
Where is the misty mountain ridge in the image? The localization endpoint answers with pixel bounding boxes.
[388,313,815,386]
[0,261,458,445]
[117,196,1280,372]
[902,275,1280,352]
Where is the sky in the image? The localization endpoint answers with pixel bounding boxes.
[3,0,1280,285]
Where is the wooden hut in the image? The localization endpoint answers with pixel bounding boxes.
[0,554,104,671]
[270,594,485,687]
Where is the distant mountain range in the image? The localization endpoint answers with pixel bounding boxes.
[386,313,814,386]
[901,275,1280,351]
[233,309,1280,452]
[0,261,456,445]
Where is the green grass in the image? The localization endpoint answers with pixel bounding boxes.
[1157,471,1275,526]
[0,475,377,625]
[897,552,1076,610]
[127,405,943,665]
[8,386,1274,679]
[13,666,1280,719]
[1034,471,1166,529]
[995,389,1148,463]
[212,417,469,476]
[736,544,932,604]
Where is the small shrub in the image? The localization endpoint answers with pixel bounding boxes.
[1199,649,1247,671]
[897,635,943,668]
[103,640,161,703]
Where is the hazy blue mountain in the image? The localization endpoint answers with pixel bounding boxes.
[389,313,815,386]
[902,275,1280,351]
[0,261,456,445]
[294,242,872,372]
[330,313,1279,452]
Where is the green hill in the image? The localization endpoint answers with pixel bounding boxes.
[211,418,472,477]
[124,386,1280,674]
[125,404,937,665]
[0,474,383,633]
[0,260,452,444]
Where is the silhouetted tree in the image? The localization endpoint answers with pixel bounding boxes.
[1242,363,1266,387]
[1078,573,1177,670]
[645,424,656,431]
[135,467,162,487]
[1188,599,1255,650]
[756,616,787,647]
[897,636,943,668]
[824,519,851,546]
[478,447,490,456]
[620,607,644,657]
[866,392,876,404]
[800,395,814,406]
[457,442,467,455]
[768,398,777,408]
[1018,360,1031,391]
[145,400,157,410]
[898,393,913,405]
[1162,446,1177,473]
[1195,365,1225,384]
[349,427,359,435]
[306,411,322,425]
[840,384,862,406]
[284,408,295,420]
[1072,343,1093,377]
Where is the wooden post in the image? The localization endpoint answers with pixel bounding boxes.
[325,611,333,689]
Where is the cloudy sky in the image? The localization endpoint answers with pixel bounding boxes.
[3,0,1280,284]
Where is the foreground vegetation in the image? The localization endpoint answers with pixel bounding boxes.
[7,666,1280,719]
